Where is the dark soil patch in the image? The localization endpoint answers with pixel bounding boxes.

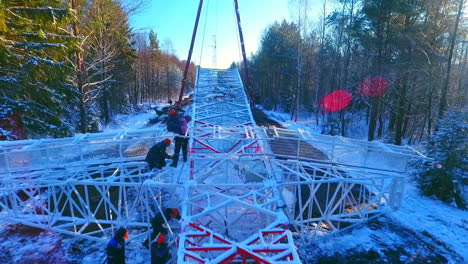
[0,224,68,263]
[251,107,283,127]
[4,224,45,236]
[300,217,461,264]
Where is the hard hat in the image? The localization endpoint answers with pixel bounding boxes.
[156,234,166,244]
[171,208,180,218]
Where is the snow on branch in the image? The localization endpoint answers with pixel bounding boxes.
[13,42,64,49]
[26,57,65,66]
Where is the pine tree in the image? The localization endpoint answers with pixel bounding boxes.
[0,0,75,138]
[250,20,301,111]
[411,111,467,209]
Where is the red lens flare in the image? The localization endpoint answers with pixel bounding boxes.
[359,77,388,97]
[321,90,352,112]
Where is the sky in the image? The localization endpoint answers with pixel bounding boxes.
[129,0,294,69]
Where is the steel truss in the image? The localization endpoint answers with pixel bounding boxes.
[0,68,425,263]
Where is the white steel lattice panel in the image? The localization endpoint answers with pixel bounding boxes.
[0,67,426,263]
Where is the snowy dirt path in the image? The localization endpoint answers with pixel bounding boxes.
[298,184,467,264]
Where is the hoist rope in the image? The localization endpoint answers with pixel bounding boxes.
[198,0,210,66]
[232,0,243,66]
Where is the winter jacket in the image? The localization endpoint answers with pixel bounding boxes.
[106,237,126,264]
[150,213,169,238]
[167,115,183,135]
[151,242,171,264]
[145,141,171,170]
[180,116,191,136]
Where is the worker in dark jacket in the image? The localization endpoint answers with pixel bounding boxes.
[172,115,191,167]
[145,139,172,170]
[166,110,183,134]
[151,234,171,264]
[151,208,181,235]
[106,227,128,264]
[143,208,181,249]
[167,110,191,167]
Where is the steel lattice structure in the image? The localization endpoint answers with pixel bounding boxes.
[0,68,425,263]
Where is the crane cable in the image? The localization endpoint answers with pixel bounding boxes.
[198,0,210,66]
[233,0,243,66]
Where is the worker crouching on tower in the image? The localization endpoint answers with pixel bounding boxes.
[145,139,172,170]
[166,110,191,167]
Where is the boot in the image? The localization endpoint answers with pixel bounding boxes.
[171,155,179,167]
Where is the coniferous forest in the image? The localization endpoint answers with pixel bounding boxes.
[0,0,195,139]
[1,0,465,143]
[247,0,466,145]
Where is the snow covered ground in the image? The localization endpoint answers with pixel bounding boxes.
[1,108,467,263]
[103,105,162,131]
[262,109,468,264]
[298,184,468,263]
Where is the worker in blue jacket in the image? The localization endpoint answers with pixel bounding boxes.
[106,227,128,264]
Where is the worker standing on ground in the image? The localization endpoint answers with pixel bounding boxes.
[145,139,172,170]
[166,110,191,167]
[106,227,128,264]
[151,233,171,264]
[143,208,181,248]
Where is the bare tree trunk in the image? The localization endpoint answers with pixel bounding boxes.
[368,5,384,141]
[342,0,356,92]
[427,66,434,134]
[102,63,110,124]
[407,120,417,145]
[340,110,345,136]
[457,41,467,106]
[403,102,412,138]
[368,98,380,141]
[377,111,384,138]
[316,0,327,125]
[418,117,426,142]
[438,0,465,118]
[395,72,408,145]
[71,0,86,133]
[388,111,395,132]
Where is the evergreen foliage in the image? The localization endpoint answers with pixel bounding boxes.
[250,20,301,111]
[0,0,75,138]
[411,111,467,209]
[248,0,466,142]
